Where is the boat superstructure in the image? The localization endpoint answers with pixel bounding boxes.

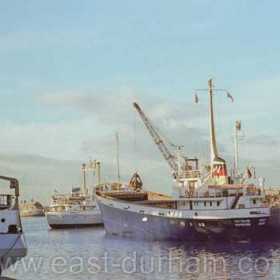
[96,78,270,242]
[45,160,103,229]
[0,175,27,274]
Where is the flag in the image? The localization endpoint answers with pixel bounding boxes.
[195,93,199,103]
[227,91,234,102]
[247,166,252,179]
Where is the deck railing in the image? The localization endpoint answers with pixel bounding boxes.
[179,170,201,179]
[182,186,263,199]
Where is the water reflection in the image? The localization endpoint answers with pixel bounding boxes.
[4,217,280,280]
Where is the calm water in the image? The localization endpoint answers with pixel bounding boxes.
[3,217,280,279]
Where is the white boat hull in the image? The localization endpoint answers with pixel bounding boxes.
[45,210,103,228]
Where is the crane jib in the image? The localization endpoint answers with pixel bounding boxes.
[133,102,184,175]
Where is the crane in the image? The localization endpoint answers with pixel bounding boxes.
[133,102,186,178]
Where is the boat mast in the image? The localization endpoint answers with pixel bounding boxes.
[195,78,229,185]
[82,163,87,195]
[116,132,120,186]
[234,121,240,173]
[97,161,101,185]
[233,120,243,181]
[207,78,218,167]
[82,159,101,194]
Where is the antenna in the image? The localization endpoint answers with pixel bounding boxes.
[234,121,241,172]
[82,163,87,196]
[97,161,101,185]
[233,120,244,181]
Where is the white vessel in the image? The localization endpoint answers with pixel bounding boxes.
[45,160,103,229]
[45,191,102,228]
[0,175,27,275]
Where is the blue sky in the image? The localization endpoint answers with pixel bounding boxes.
[0,0,279,203]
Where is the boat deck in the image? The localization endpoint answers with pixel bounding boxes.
[99,191,178,209]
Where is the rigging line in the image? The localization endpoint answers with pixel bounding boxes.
[146,114,181,149]
[133,109,138,172]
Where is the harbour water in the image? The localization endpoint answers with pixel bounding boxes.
[4,217,280,279]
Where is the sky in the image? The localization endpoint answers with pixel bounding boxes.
[0,0,279,204]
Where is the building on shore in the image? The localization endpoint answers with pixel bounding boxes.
[263,188,280,207]
[20,200,45,217]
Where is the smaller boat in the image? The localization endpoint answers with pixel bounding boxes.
[45,160,103,229]
[20,200,45,217]
[45,189,102,229]
[0,175,27,275]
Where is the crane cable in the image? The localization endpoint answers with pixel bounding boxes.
[133,110,138,172]
[146,115,182,151]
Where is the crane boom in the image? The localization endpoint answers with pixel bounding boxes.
[133,102,180,174]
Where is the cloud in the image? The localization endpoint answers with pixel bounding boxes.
[37,88,245,165]
[0,151,131,205]
[38,92,90,106]
[0,151,172,205]
[1,84,278,205]
[38,88,207,126]
[38,89,211,157]
[0,152,81,204]
[244,134,280,147]
[35,89,214,199]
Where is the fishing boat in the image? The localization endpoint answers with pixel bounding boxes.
[96,78,270,242]
[0,175,27,275]
[45,160,103,228]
